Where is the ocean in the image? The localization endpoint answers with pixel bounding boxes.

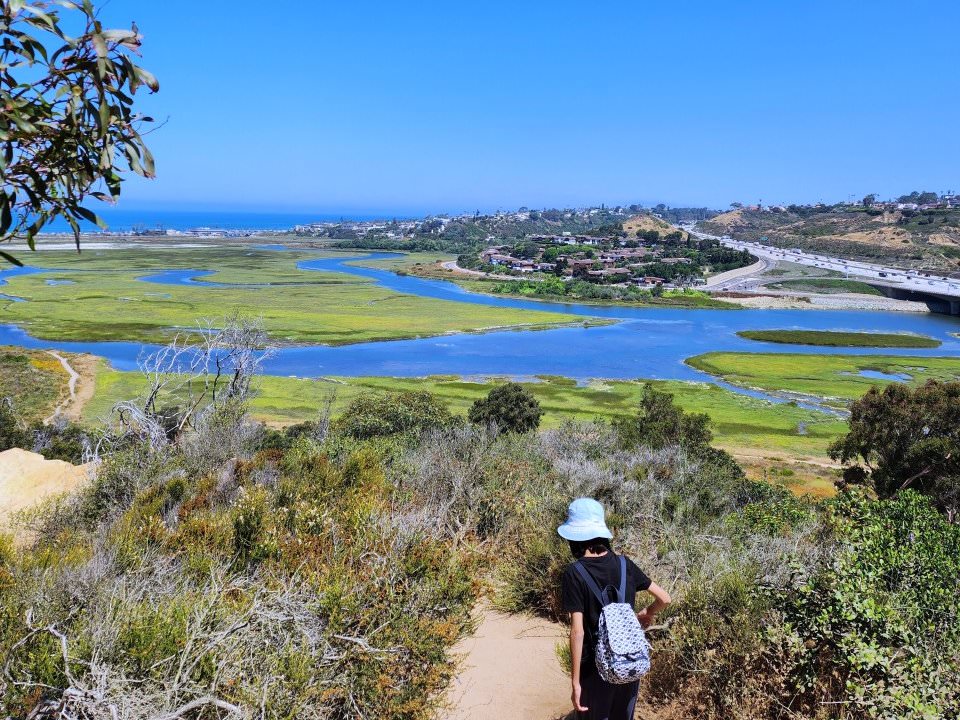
[39,208,414,234]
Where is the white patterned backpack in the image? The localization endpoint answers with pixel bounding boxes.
[574,555,652,684]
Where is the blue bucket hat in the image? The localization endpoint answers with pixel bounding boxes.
[557,497,613,541]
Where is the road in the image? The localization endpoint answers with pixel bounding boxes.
[685,224,960,298]
[702,257,772,290]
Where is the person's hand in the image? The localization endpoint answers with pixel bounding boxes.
[636,607,654,629]
[571,682,588,713]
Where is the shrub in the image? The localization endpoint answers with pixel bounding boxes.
[0,399,30,451]
[2,423,481,719]
[30,419,91,463]
[614,382,711,451]
[775,491,960,718]
[467,383,543,433]
[336,390,455,439]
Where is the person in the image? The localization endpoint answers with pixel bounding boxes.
[559,497,671,720]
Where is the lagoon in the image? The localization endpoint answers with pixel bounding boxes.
[1,250,959,389]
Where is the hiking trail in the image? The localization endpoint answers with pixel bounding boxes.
[43,351,95,424]
[447,604,572,720]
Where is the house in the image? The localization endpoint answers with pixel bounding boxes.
[510,260,536,273]
[587,268,630,279]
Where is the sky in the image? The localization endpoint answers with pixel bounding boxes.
[86,0,960,215]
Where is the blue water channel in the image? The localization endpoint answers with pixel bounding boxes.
[2,250,960,406]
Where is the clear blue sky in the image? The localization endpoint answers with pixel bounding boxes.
[99,0,959,215]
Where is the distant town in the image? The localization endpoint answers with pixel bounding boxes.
[31,192,959,290]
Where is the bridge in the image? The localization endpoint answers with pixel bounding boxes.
[871,284,960,315]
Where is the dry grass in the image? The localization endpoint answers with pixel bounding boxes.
[623,214,688,240]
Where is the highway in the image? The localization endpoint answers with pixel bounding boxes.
[685,224,960,298]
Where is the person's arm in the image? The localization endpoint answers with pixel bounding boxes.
[569,612,588,713]
[636,582,672,628]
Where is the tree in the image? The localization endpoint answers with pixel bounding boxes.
[830,381,960,520]
[897,191,940,206]
[1,0,158,263]
[468,383,542,433]
[861,193,877,207]
[614,383,712,451]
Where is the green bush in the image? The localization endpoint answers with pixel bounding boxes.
[777,491,960,718]
[468,383,543,433]
[336,390,456,439]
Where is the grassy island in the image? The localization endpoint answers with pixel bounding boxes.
[688,352,960,406]
[737,329,941,348]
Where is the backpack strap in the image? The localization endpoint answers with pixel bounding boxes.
[617,555,627,604]
[573,561,608,607]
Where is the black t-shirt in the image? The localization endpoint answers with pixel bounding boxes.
[561,552,652,663]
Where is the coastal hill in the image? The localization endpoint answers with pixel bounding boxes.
[623,213,690,241]
[701,203,960,271]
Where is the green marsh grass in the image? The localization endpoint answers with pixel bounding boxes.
[737,329,941,348]
[0,247,586,344]
[82,370,847,461]
[688,352,960,406]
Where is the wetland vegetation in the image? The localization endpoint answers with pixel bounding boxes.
[687,352,960,407]
[0,248,585,344]
[737,329,941,348]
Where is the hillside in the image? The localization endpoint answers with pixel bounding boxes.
[0,347,69,423]
[623,213,688,240]
[701,206,960,271]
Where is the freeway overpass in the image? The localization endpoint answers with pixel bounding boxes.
[687,225,960,315]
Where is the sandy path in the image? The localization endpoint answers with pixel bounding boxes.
[44,350,79,423]
[447,605,572,720]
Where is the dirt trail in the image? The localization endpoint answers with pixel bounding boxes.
[447,604,572,720]
[43,351,97,423]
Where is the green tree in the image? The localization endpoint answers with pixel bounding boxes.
[468,383,543,433]
[336,390,455,439]
[830,381,960,519]
[614,383,712,450]
[861,193,877,207]
[541,246,563,262]
[1,0,158,262]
